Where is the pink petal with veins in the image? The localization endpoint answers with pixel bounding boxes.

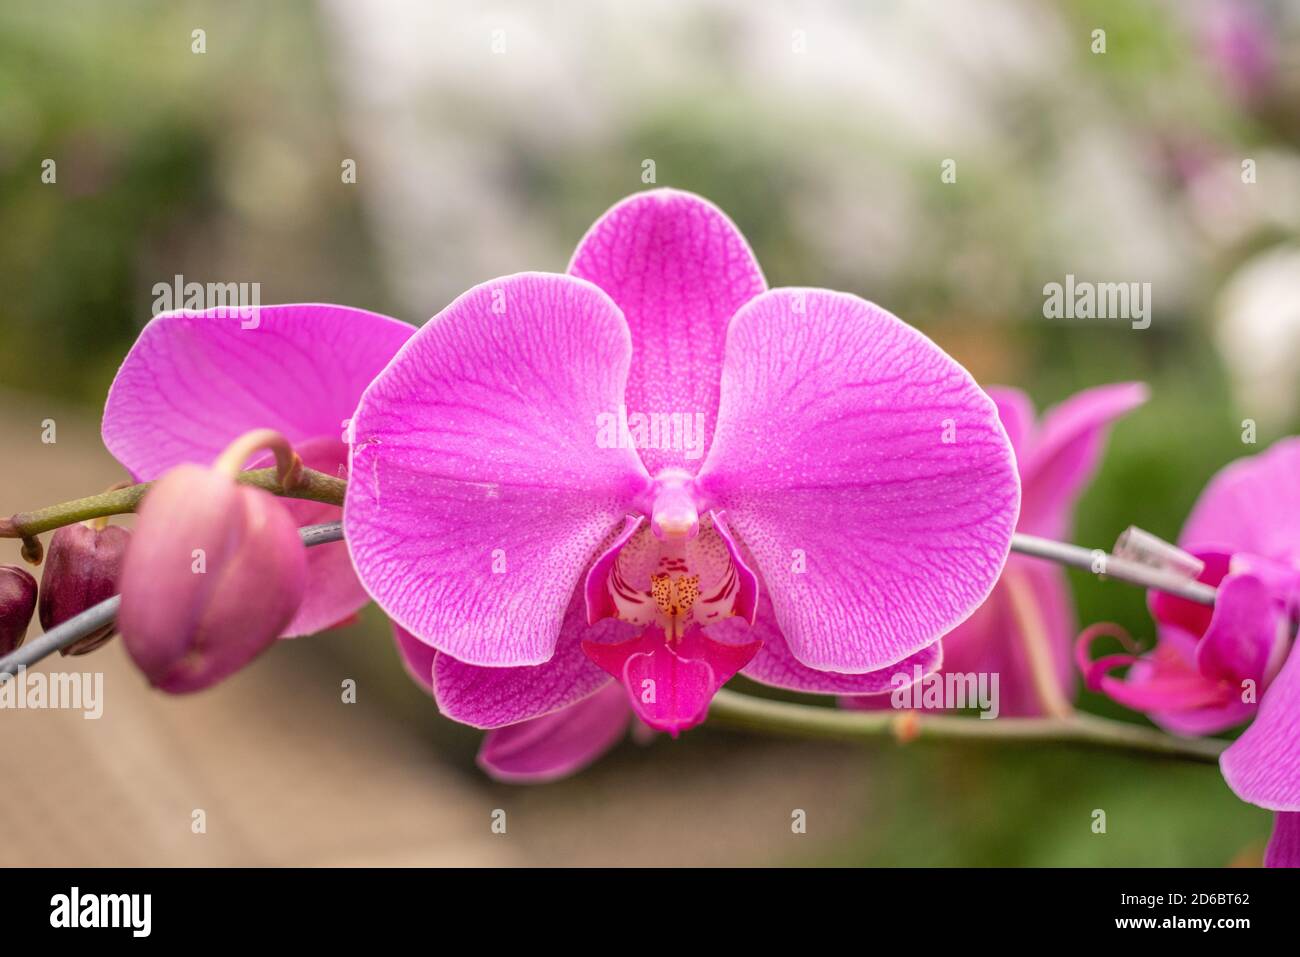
[697,288,1019,673]
[585,515,645,625]
[744,585,942,696]
[569,189,766,474]
[103,303,412,478]
[345,273,650,667]
[856,384,1143,716]
[1265,812,1300,867]
[986,387,1035,465]
[432,582,629,729]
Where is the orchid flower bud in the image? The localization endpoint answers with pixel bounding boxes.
[118,458,307,694]
[0,564,38,656]
[39,523,131,656]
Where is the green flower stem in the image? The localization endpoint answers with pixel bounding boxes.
[706,689,1226,764]
[0,467,346,552]
[213,429,303,489]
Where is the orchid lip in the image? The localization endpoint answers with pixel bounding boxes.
[582,477,762,730]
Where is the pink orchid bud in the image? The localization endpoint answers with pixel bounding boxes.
[39,523,131,656]
[0,564,38,656]
[118,463,307,693]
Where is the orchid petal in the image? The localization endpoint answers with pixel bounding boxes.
[697,288,1019,673]
[103,304,413,480]
[585,515,645,625]
[478,684,632,784]
[1221,642,1300,810]
[941,561,1076,716]
[345,273,651,666]
[741,587,941,694]
[1195,573,1285,687]
[1017,382,1148,539]
[1150,698,1256,738]
[392,622,436,693]
[1130,634,1256,737]
[583,624,759,735]
[432,584,629,729]
[1265,812,1300,868]
[1181,436,1300,558]
[985,386,1035,463]
[568,189,766,474]
[710,511,760,626]
[1100,667,1234,715]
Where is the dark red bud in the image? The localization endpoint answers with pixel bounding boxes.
[39,523,131,656]
[1,564,38,656]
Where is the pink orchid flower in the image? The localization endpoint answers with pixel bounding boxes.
[102,304,414,637]
[845,382,1148,717]
[1082,438,1300,867]
[352,189,1021,757]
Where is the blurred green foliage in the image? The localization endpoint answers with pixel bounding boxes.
[0,0,394,404]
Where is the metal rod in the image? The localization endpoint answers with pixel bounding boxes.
[299,521,346,548]
[1011,533,1216,606]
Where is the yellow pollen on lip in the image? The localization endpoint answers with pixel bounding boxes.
[650,572,700,638]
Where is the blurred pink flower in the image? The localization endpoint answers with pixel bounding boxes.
[1083,438,1300,867]
[1199,0,1278,103]
[352,189,1019,745]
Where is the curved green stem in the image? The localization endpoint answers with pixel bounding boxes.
[0,466,346,544]
[213,429,304,490]
[706,689,1226,763]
